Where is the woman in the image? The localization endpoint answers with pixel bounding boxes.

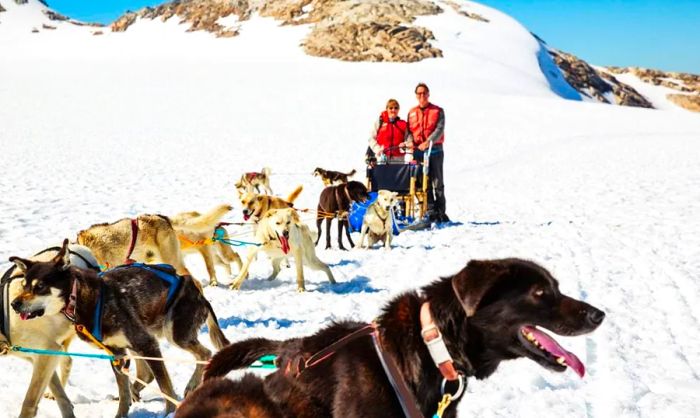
[368,99,412,164]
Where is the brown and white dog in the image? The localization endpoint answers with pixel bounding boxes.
[229,208,335,292]
[1,244,98,418]
[9,240,230,418]
[76,214,191,277]
[181,259,606,418]
[170,204,243,286]
[239,185,303,223]
[235,167,273,195]
[313,168,356,186]
[359,189,399,250]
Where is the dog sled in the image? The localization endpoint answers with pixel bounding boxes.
[354,142,434,232]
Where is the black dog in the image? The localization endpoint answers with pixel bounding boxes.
[313,167,357,186]
[181,258,604,418]
[10,240,230,418]
[315,180,369,250]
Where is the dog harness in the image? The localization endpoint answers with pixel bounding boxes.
[81,263,183,343]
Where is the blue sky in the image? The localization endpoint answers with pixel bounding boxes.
[48,0,699,73]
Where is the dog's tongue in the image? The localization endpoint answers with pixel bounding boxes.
[524,326,586,378]
[243,213,250,221]
[19,312,30,321]
[278,233,290,254]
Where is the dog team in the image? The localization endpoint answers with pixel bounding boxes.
[0,164,605,418]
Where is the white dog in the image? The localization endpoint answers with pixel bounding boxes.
[229,208,335,292]
[359,190,398,250]
[0,244,99,418]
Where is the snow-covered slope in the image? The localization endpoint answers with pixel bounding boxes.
[1,1,700,417]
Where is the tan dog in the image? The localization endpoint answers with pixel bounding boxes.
[0,244,98,418]
[170,204,243,286]
[229,208,335,292]
[239,185,303,223]
[76,214,191,276]
[235,167,273,195]
[359,190,398,250]
[312,168,356,186]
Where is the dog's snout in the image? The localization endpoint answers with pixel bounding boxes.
[283,230,289,239]
[586,307,605,326]
[11,298,22,312]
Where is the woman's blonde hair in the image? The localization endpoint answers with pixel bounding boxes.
[386,99,400,109]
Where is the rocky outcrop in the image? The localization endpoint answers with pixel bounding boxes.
[549,49,653,108]
[667,94,700,113]
[0,3,6,13]
[112,0,250,38]
[111,0,444,61]
[443,0,489,23]
[299,0,443,62]
[607,67,700,93]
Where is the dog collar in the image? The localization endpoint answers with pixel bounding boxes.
[420,302,459,381]
[62,278,78,323]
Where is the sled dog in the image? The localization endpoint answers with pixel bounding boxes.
[313,167,356,186]
[1,243,98,418]
[76,214,192,277]
[171,204,243,286]
[359,189,399,250]
[229,208,335,292]
[9,240,230,417]
[315,181,369,250]
[235,167,273,195]
[239,185,303,223]
[189,259,605,418]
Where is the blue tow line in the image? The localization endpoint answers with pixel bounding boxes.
[212,227,261,247]
[11,345,115,361]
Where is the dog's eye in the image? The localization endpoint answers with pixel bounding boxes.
[33,283,44,292]
[533,288,544,297]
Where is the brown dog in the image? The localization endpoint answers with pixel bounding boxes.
[315,181,369,250]
[182,259,605,418]
[170,204,243,286]
[312,168,356,186]
[235,167,273,195]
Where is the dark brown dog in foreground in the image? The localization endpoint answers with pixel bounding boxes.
[315,180,369,250]
[177,258,605,418]
[313,167,356,186]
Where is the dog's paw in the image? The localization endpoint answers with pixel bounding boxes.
[43,391,56,400]
[229,282,242,291]
[208,280,219,287]
[0,340,10,356]
[297,287,306,293]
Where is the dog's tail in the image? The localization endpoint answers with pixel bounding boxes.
[204,300,231,350]
[262,166,271,177]
[285,185,304,204]
[171,204,233,233]
[204,338,281,381]
[346,169,357,177]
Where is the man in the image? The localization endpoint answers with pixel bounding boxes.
[407,82,449,223]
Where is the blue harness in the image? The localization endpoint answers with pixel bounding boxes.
[92,263,182,342]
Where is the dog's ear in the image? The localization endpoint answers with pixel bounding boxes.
[52,239,71,271]
[452,260,509,316]
[9,256,34,273]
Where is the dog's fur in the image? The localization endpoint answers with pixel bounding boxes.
[76,214,191,276]
[229,208,335,292]
[194,259,605,418]
[239,185,303,223]
[0,244,98,418]
[9,240,230,417]
[315,181,369,250]
[170,204,243,286]
[235,167,273,195]
[359,190,398,250]
[313,168,356,186]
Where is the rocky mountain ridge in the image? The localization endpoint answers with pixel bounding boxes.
[3,0,698,113]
